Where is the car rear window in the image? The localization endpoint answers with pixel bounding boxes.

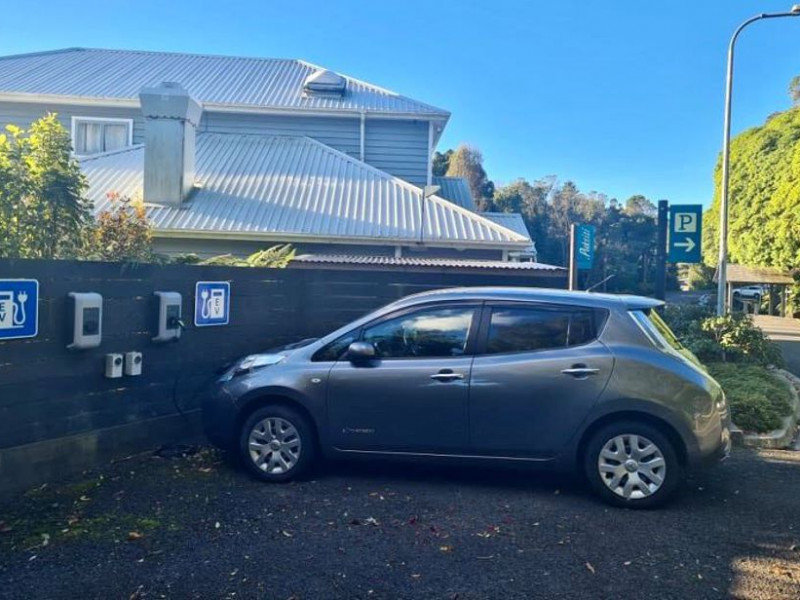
[629,309,682,353]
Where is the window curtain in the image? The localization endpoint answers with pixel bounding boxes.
[103,123,128,151]
[74,121,129,154]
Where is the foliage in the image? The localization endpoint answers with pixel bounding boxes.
[86,192,154,262]
[790,75,800,106]
[0,114,92,259]
[197,244,296,268]
[662,304,783,367]
[707,363,793,433]
[431,149,453,177]
[444,145,495,211]
[703,106,800,270]
[679,263,714,291]
[491,176,668,293]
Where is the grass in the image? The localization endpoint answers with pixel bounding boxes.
[708,363,794,433]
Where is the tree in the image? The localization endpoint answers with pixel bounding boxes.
[703,105,800,270]
[624,194,657,217]
[431,149,453,177]
[790,75,800,105]
[88,192,154,262]
[445,144,494,211]
[0,114,91,259]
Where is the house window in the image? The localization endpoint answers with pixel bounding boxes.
[71,117,132,155]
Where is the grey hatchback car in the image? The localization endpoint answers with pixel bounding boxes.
[203,287,731,508]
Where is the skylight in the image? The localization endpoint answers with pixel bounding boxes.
[303,69,346,96]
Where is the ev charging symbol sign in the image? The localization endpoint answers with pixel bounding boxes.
[194,281,230,327]
[0,279,38,340]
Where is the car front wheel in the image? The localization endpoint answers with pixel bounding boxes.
[584,421,683,508]
[239,405,316,482]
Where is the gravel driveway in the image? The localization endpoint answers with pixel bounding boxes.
[1,445,799,599]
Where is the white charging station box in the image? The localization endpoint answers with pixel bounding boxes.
[105,353,123,378]
[153,292,182,343]
[124,351,143,376]
[68,292,103,350]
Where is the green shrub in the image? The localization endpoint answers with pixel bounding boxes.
[662,305,784,367]
[708,363,794,433]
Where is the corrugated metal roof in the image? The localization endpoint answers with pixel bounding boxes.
[432,176,476,211]
[80,133,530,249]
[292,254,564,271]
[482,212,536,257]
[0,48,449,117]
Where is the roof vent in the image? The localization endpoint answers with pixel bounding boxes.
[303,69,346,96]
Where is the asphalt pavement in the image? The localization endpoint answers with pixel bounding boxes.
[2,445,799,599]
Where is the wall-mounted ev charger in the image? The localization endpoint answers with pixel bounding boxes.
[68,292,103,350]
[153,291,182,343]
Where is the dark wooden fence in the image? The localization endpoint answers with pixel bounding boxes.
[0,258,564,495]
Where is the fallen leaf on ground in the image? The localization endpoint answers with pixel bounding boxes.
[282,530,293,537]
[128,531,143,541]
[440,545,454,553]
[586,562,595,574]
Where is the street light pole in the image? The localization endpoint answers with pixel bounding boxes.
[716,6,800,316]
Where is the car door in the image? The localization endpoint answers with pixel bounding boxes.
[469,303,613,458]
[327,303,480,453]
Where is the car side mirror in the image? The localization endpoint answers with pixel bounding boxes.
[347,341,377,362]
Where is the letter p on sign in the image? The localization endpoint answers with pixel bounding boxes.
[674,212,697,233]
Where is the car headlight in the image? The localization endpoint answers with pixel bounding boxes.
[218,353,287,382]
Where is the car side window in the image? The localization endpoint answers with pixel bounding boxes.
[312,332,359,362]
[361,306,476,359]
[485,306,600,354]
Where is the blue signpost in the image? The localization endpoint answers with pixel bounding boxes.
[194,281,231,327]
[0,279,39,340]
[668,205,703,263]
[576,224,595,269]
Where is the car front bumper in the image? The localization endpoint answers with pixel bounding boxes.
[202,383,238,450]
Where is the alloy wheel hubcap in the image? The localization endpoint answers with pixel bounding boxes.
[598,434,666,500]
[248,417,302,474]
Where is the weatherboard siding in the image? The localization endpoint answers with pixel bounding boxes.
[365,119,429,186]
[200,112,361,159]
[0,101,431,187]
[0,101,145,143]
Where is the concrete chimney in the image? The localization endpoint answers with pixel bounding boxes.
[139,82,202,205]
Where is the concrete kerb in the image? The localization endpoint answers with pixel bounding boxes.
[731,368,800,450]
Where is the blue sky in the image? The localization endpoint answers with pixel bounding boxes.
[2,1,800,206]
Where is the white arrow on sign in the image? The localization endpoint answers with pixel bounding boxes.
[674,238,696,252]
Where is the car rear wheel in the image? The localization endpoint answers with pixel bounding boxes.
[239,405,315,482]
[583,421,683,508]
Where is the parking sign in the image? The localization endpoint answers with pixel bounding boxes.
[668,205,703,263]
[0,279,39,340]
[194,281,231,327]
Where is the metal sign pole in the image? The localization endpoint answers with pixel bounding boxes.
[655,200,668,301]
[569,224,577,291]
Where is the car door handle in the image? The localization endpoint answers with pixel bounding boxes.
[430,370,464,382]
[561,366,600,378]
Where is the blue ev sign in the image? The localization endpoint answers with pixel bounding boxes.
[0,279,39,340]
[668,205,703,264]
[194,281,231,327]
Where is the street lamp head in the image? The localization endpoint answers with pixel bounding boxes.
[792,4,800,14]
